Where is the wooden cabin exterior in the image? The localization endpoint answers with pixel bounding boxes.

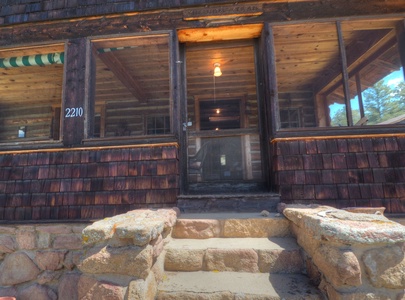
[1,0,405,220]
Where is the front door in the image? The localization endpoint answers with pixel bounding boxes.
[184,40,265,193]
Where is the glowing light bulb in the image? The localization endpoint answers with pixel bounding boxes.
[213,63,222,77]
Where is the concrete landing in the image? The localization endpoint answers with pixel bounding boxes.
[157,272,323,299]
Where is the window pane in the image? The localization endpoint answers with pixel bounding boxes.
[92,34,171,137]
[273,22,341,129]
[0,45,64,142]
[327,20,404,127]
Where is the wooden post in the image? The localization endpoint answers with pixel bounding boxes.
[336,21,353,126]
[355,73,365,118]
[396,20,405,80]
[264,23,280,136]
[84,41,96,139]
[62,38,89,146]
[171,31,188,193]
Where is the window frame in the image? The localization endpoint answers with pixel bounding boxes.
[268,18,405,139]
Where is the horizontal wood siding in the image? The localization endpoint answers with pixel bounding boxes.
[272,136,405,214]
[0,144,179,220]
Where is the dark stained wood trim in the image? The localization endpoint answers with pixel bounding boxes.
[62,38,87,146]
[272,133,405,143]
[274,127,405,139]
[179,43,189,193]
[396,20,405,80]
[0,142,179,155]
[355,73,365,118]
[189,128,258,138]
[264,23,279,137]
[85,38,96,139]
[96,51,148,101]
[1,2,405,47]
[336,21,353,127]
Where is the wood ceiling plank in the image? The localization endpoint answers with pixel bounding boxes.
[96,51,148,102]
[178,24,263,43]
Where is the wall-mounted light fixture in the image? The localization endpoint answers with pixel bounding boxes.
[213,63,222,77]
[18,126,27,138]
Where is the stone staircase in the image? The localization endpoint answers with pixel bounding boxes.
[157,212,323,299]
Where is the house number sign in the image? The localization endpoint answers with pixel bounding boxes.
[65,107,84,118]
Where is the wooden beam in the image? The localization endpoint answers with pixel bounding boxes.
[336,21,353,126]
[62,38,87,146]
[96,51,148,102]
[355,73,365,118]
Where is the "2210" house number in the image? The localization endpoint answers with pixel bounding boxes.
[65,107,84,118]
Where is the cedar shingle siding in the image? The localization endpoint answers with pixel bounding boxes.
[0,145,178,220]
[273,137,405,214]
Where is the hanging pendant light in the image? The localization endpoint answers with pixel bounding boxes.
[213,63,222,77]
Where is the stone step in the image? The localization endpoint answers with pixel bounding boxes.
[157,271,323,300]
[173,212,291,239]
[177,192,281,213]
[164,237,304,274]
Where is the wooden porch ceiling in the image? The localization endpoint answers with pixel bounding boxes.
[0,18,403,108]
[273,19,403,97]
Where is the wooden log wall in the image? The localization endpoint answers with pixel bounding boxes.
[0,144,179,221]
[278,92,317,128]
[272,136,405,214]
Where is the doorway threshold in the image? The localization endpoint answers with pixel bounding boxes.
[187,181,269,195]
[177,190,280,213]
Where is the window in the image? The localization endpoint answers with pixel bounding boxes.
[0,44,64,143]
[91,34,171,138]
[146,115,170,135]
[280,108,301,128]
[272,19,405,130]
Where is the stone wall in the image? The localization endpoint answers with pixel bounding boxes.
[0,208,178,300]
[283,204,405,299]
[0,222,86,299]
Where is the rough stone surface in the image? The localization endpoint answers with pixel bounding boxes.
[320,280,394,300]
[283,205,405,245]
[58,273,81,300]
[18,284,57,300]
[204,249,259,272]
[0,227,16,234]
[0,287,17,297]
[172,219,221,239]
[164,249,204,271]
[78,275,125,300]
[290,224,320,255]
[151,235,164,259]
[82,209,177,246]
[63,251,82,270]
[363,244,405,289]
[78,245,153,279]
[223,218,290,238]
[257,249,303,273]
[152,250,166,282]
[313,245,361,287]
[37,270,62,285]
[0,252,41,286]
[36,225,72,234]
[0,235,16,253]
[127,272,157,300]
[53,234,82,250]
[16,227,36,250]
[35,250,67,271]
[37,232,51,249]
